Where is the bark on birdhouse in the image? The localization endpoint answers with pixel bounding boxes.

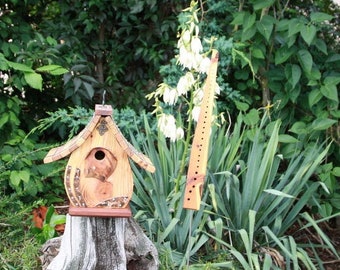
[44,105,155,217]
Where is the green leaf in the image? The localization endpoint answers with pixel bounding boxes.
[159,218,179,243]
[311,118,337,131]
[314,39,328,55]
[326,54,340,63]
[231,12,245,26]
[36,65,68,75]
[297,49,313,73]
[291,64,301,88]
[310,12,333,23]
[44,206,56,224]
[330,110,340,118]
[308,89,322,108]
[307,67,321,81]
[288,18,304,37]
[324,76,340,85]
[83,82,95,98]
[252,48,265,59]
[50,214,66,227]
[319,203,332,218]
[1,154,12,162]
[74,77,82,92]
[320,84,338,102]
[300,24,316,46]
[330,194,340,210]
[8,61,34,72]
[42,224,56,240]
[264,189,295,198]
[243,13,256,31]
[10,171,21,186]
[235,101,249,112]
[232,48,256,78]
[0,53,9,69]
[243,109,260,126]
[252,0,276,10]
[256,15,275,42]
[289,121,307,134]
[275,46,296,65]
[0,113,9,129]
[9,43,19,54]
[333,167,340,177]
[24,72,43,90]
[242,25,257,41]
[19,170,30,183]
[278,134,299,143]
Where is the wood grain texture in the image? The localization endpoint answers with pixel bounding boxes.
[65,116,134,210]
[43,105,155,172]
[43,114,101,163]
[44,215,159,270]
[183,50,219,210]
[43,104,155,216]
[69,206,132,217]
[44,104,156,172]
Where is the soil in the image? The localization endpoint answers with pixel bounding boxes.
[287,217,340,269]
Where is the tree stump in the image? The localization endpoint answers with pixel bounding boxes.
[40,214,158,270]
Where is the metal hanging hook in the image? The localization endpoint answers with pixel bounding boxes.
[102,89,107,105]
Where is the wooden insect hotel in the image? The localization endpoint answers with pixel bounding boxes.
[44,104,155,217]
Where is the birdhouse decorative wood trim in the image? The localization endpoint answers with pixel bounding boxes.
[44,104,155,217]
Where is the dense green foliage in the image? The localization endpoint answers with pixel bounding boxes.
[131,113,338,268]
[0,0,186,112]
[0,0,339,268]
[156,0,340,216]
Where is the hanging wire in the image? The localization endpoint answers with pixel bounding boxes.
[102,89,107,105]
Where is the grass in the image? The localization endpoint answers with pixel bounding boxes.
[0,195,41,270]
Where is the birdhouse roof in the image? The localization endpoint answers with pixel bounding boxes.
[43,104,155,173]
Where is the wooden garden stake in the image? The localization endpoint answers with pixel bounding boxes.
[183,50,219,210]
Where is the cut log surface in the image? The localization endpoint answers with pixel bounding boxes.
[41,215,158,270]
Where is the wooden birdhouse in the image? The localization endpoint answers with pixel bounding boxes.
[44,104,155,217]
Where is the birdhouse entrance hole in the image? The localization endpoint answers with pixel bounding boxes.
[95,150,105,160]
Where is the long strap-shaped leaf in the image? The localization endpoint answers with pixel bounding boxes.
[183,49,219,210]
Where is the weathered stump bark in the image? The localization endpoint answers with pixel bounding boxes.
[40,214,158,270]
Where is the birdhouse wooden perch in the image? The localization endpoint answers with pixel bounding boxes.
[44,104,155,217]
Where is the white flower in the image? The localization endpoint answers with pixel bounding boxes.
[198,57,211,74]
[177,72,195,96]
[178,46,196,70]
[215,82,221,95]
[195,25,200,36]
[191,36,203,54]
[176,127,184,140]
[193,88,204,105]
[163,86,178,105]
[158,114,177,141]
[158,114,184,142]
[181,30,191,44]
[0,72,9,84]
[192,106,201,122]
